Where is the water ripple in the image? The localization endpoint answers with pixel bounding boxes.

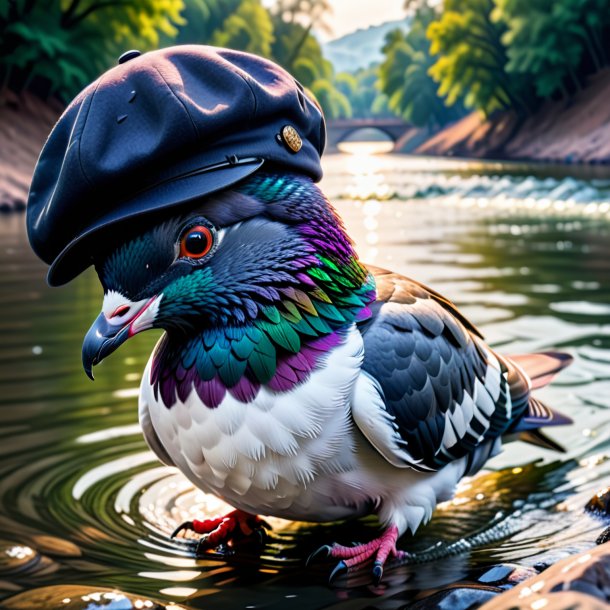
[1,154,609,608]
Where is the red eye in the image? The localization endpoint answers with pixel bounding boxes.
[179,225,214,259]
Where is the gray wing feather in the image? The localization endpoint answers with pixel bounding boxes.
[356,267,519,472]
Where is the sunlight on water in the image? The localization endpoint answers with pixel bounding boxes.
[337,140,395,155]
[1,152,610,608]
[334,141,395,201]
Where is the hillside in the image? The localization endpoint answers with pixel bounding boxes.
[323,18,410,73]
[415,68,610,164]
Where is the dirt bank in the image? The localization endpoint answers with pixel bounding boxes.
[0,93,62,212]
[414,68,610,164]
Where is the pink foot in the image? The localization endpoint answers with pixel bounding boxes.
[171,509,270,554]
[308,525,408,583]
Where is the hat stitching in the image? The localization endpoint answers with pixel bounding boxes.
[152,64,200,140]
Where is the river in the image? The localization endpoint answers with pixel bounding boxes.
[1,149,610,609]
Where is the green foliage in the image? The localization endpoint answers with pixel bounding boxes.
[0,0,348,122]
[427,0,531,117]
[310,78,351,118]
[275,0,333,37]
[334,72,358,99]
[1,0,184,99]
[270,13,332,85]
[211,0,274,57]
[335,67,394,119]
[493,0,610,98]
[5,0,610,138]
[172,0,241,44]
[269,9,344,118]
[175,0,345,120]
[174,0,273,57]
[379,8,462,127]
[379,0,610,127]
[422,0,610,118]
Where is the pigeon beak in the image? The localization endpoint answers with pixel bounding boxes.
[82,313,130,380]
[82,294,162,380]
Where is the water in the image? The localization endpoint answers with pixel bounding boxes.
[1,151,610,608]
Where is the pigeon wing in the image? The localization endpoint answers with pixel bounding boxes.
[353,266,518,472]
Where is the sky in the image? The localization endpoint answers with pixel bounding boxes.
[262,0,407,41]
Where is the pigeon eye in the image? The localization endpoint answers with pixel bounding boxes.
[179,225,214,259]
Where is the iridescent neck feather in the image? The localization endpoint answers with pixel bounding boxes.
[151,173,376,407]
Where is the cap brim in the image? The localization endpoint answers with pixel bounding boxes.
[47,158,264,286]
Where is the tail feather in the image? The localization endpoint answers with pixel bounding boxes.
[512,397,573,432]
[505,399,572,452]
[508,351,573,390]
[517,429,567,453]
[502,350,574,454]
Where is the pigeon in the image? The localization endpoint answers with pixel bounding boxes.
[25,45,572,583]
[80,171,572,582]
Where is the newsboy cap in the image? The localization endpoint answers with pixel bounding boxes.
[27,45,326,286]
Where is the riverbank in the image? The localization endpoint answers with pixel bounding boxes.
[412,68,610,165]
[3,67,610,213]
[0,93,62,212]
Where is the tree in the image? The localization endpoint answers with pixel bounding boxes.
[572,0,610,68]
[270,1,331,78]
[427,0,532,117]
[492,0,587,98]
[269,1,351,119]
[310,79,351,118]
[380,8,462,127]
[332,68,395,119]
[0,0,184,99]
[172,0,240,45]
[211,0,274,57]
[0,0,348,122]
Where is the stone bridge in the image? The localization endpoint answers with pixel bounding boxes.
[325,118,412,152]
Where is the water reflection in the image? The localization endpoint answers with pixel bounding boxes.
[1,151,610,608]
[337,140,395,156]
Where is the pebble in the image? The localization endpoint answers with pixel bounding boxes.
[478,541,610,609]
[407,586,499,609]
[400,564,537,609]
[597,527,610,545]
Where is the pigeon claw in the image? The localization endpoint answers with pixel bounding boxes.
[170,509,270,556]
[372,561,384,585]
[171,521,194,539]
[306,544,332,566]
[329,560,347,583]
[309,525,405,584]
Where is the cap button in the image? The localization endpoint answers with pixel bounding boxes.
[118,50,142,64]
[281,125,302,153]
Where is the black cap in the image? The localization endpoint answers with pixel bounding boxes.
[26,45,326,286]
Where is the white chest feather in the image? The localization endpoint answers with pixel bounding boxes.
[139,325,469,532]
[140,326,368,520]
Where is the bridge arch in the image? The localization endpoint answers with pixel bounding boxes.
[325,118,411,152]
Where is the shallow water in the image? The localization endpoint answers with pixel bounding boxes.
[1,152,610,608]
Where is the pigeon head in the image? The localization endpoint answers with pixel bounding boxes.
[82,173,376,406]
